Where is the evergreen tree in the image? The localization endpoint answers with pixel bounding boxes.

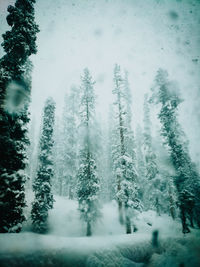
[94,118,107,202]
[105,107,116,201]
[143,94,158,181]
[123,70,140,232]
[167,176,177,220]
[151,69,200,233]
[76,68,101,236]
[135,125,146,201]
[0,0,39,233]
[153,128,178,219]
[112,64,140,234]
[123,71,136,160]
[52,87,80,198]
[31,97,55,233]
[112,64,125,225]
[26,116,36,189]
[52,117,63,195]
[62,86,80,198]
[143,93,161,213]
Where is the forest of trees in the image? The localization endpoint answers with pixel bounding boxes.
[0,0,200,238]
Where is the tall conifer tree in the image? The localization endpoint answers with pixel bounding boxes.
[62,86,80,198]
[152,69,200,232]
[112,64,140,234]
[31,98,55,233]
[143,94,161,213]
[77,68,101,236]
[0,0,39,233]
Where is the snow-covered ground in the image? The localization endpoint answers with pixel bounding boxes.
[0,194,200,266]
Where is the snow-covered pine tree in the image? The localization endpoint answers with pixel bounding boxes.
[112,64,139,234]
[122,70,140,232]
[76,68,100,236]
[26,116,37,190]
[123,71,136,161]
[62,86,80,198]
[152,68,200,233]
[52,86,80,197]
[94,118,106,202]
[31,97,55,233]
[135,125,146,201]
[0,0,39,233]
[143,93,161,213]
[167,176,177,220]
[104,106,116,202]
[112,65,125,225]
[153,128,178,219]
[143,94,158,181]
[52,117,64,195]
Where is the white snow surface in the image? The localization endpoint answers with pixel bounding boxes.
[23,193,182,237]
[0,194,200,267]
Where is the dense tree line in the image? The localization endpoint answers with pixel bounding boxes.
[51,66,200,235]
[0,0,199,236]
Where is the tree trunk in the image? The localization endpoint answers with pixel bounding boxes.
[189,213,194,228]
[170,205,176,220]
[125,205,131,234]
[180,207,190,234]
[155,197,161,216]
[117,174,124,224]
[196,218,200,229]
[115,76,126,225]
[118,200,124,225]
[86,221,92,236]
[69,184,73,199]
[169,187,176,219]
[59,178,62,196]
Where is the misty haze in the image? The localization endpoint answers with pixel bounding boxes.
[0,0,200,266]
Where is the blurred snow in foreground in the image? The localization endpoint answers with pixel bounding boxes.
[0,195,200,266]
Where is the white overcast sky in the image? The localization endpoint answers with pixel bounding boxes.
[0,0,200,163]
